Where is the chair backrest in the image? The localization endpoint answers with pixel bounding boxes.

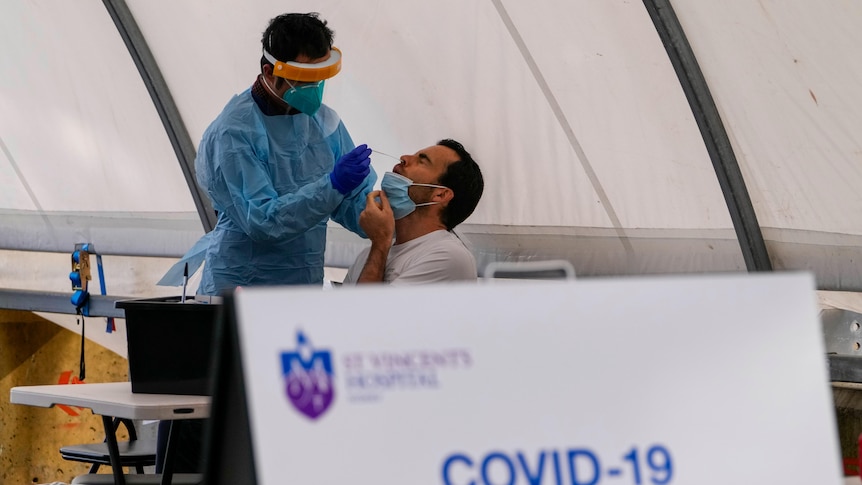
[483,259,576,281]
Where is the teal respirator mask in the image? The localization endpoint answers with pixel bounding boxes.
[281,80,325,116]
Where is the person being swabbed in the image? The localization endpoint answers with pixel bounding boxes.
[343,139,484,285]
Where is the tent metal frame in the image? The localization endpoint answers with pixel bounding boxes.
[0,289,126,318]
[643,0,772,272]
[2,1,820,318]
[102,0,216,233]
[102,0,772,272]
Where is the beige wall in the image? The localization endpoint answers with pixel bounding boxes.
[1,310,130,484]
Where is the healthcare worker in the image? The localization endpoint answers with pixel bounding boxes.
[171,12,375,295]
[156,12,375,474]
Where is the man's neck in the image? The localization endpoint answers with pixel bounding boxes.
[251,75,300,116]
[394,217,447,245]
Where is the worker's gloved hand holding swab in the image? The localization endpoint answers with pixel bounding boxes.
[330,144,372,194]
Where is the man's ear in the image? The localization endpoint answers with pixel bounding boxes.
[261,65,285,90]
[437,187,455,205]
[260,64,282,89]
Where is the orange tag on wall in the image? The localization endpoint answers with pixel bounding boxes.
[56,370,85,416]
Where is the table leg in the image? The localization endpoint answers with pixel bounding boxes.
[101,415,126,485]
[159,420,182,485]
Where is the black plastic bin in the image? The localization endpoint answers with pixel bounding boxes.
[116,296,221,395]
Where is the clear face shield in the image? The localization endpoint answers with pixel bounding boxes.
[262,47,342,115]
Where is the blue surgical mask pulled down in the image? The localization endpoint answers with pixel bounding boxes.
[381,172,446,220]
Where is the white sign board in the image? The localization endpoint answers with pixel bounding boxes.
[231,273,841,485]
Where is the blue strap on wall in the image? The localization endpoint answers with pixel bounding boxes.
[69,243,116,332]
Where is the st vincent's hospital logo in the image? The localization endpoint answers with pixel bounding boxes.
[280,331,334,420]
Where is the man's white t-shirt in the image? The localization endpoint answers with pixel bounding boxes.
[343,230,477,285]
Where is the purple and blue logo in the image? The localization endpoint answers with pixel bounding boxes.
[280,331,334,420]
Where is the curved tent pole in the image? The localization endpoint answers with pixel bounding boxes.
[642,0,772,272]
[102,0,216,233]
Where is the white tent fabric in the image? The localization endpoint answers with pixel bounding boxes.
[2,0,861,301]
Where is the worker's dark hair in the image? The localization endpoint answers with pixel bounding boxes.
[260,13,334,70]
[436,139,484,231]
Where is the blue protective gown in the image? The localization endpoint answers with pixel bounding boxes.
[192,87,375,295]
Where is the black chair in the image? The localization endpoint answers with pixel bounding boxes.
[60,417,157,474]
[70,473,203,484]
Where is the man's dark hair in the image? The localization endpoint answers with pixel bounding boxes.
[436,139,484,231]
[260,13,333,69]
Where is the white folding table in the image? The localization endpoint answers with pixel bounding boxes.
[11,382,210,485]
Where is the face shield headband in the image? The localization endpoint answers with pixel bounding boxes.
[262,47,342,82]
